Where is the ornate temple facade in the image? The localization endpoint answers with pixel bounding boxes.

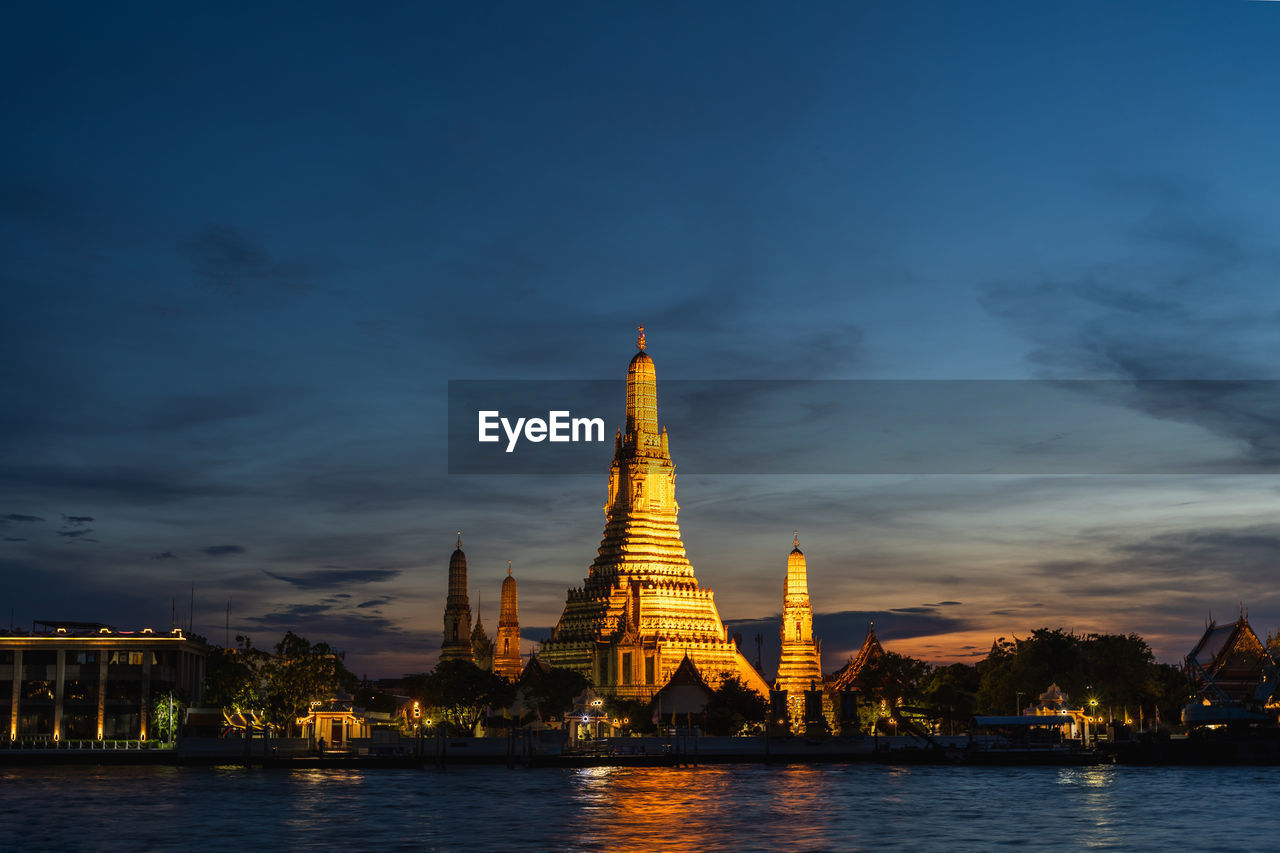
[774,533,823,715]
[440,534,474,664]
[540,330,770,700]
[494,562,521,681]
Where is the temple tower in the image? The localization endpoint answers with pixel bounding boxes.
[495,561,522,681]
[440,533,474,664]
[541,328,770,699]
[774,532,823,714]
[472,606,494,671]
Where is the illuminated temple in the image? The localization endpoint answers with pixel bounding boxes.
[440,534,474,664]
[774,533,823,715]
[494,562,521,682]
[540,329,770,700]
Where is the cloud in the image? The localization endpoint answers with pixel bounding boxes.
[356,597,391,609]
[262,568,400,590]
[3,537,26,542]
[151,551,178,560]
[982,175,1280,466]
[726,607,980,673]
[241,603,432,651]
[56,528,94,538]
[1,464,246,505]
[61,514,94,524]
[4,514,43,522]
[204,545,246,556]
[184,224,311,296]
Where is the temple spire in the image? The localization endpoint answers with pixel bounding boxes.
[441,533,474,664]
[625,328,659,439]
[495,560,521,681]
[637,324,646,351]
[776,533,822,720]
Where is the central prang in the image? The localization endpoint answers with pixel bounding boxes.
[539,332,770,700]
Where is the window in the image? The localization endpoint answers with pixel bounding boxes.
[621,653,633,685]
[645,655,655,685]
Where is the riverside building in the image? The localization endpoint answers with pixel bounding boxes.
[0,620,208,742]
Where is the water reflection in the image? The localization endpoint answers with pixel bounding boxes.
[563,764,842,852]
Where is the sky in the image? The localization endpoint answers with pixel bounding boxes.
[5,1,1280,679]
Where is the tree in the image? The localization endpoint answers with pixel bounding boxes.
[604,695,656,735]
[203,636,269,711]
[921,663,979,735]
[151,691,186,742]
[417,659,516,734]
[703,676,768,736]
[974,627,1189,728]
[352,683,401,715]
[853,652,931,705]
[261,631,358,733]
[522,666,591,722]
[1084,632,1157,717]
[977,629,1087,715]
[849,651,932,733]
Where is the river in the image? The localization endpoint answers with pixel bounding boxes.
[1,763,1275,851]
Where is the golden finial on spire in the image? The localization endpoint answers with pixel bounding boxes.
[793,530,799,550]
[456,530,462,549]
[507,560,512,576]
[637,324,646,351]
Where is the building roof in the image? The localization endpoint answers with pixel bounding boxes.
[1185,614,1267,702]
[827,623,885,692]
[654,656,714,715]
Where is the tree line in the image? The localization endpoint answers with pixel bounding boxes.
[189,627,1191,736]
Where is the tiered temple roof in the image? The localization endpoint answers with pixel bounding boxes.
[826,623,885,693]
[540,329,769,699]
[1186,612,1268,703]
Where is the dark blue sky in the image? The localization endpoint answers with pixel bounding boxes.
[5,1,1280,677]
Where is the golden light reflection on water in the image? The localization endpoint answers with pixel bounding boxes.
[564,764,842,853]
[1055,765,1118,849]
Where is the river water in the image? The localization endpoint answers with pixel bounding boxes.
[1,763,1276,851]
